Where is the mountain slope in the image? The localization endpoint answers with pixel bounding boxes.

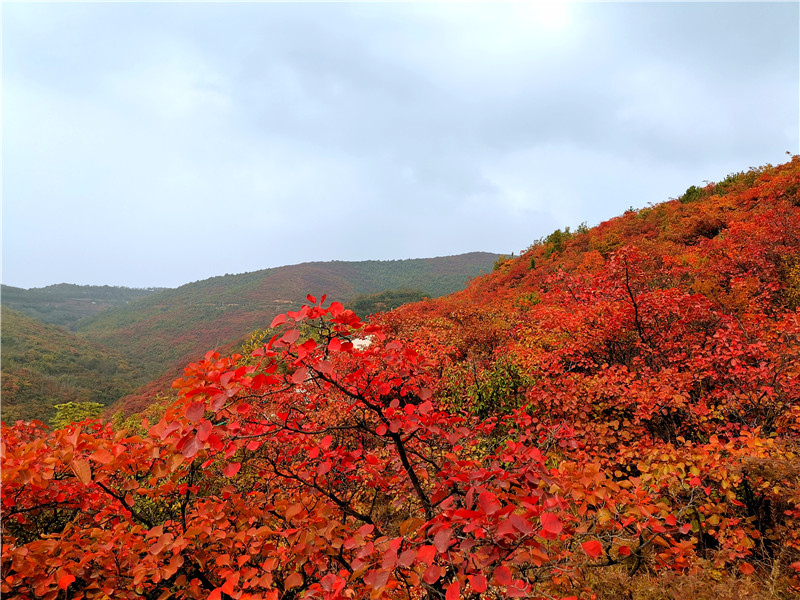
[0,306,135,424]
[77,253,498,397]
[1,284,164,329]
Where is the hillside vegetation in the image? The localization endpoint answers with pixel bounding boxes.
[1,284,163,329]
[0,307,135,424]
[347,288,430,318]
[77,254,498,393]
[2,159,798,600]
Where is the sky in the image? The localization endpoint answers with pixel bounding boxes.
[3,1,798,290]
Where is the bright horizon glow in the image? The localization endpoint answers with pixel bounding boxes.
[516,1,573,34]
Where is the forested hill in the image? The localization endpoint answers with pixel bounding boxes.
[1,283,164,329]
[0,306,135,424]
[75,253,498,393]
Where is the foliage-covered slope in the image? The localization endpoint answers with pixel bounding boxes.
[1,284,164,329]
[370,158,800,596]
[0,306,135,424]
[76,253,498,388]
[2,161,798,600]
[347,288,430,318]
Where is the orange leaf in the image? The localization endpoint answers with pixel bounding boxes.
[285,572,303,589]
[71,459,92,484]
[58,574,76,590]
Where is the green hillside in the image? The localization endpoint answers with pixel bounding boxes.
[0,306,135,424]
[347,288,430,317]
[1,283,164,329]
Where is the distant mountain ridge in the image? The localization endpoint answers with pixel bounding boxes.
[1,283,165,329]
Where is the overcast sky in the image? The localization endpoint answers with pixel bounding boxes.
[3,2,798,289]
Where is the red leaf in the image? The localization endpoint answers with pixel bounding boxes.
[433,528,452,552]
[469,574,487,593]
[540,512,562,534]
[740,562,755,575]
[281,329,301,344]
[90,448,114,465]
[222,573,239,594]
[446,581,460,600]
[581,540,603,559]
[58,574,76,590]
[398,548,416,568]
[270,314,287,328]
[196,419,212,441]
[291,367,309,385]
[423,564,441,584]
[478,491,501,515]
[185,401,205,423]
[316,460,332,476]
[507,579,528,598]
[494,565,511,585]
[182,434,204,458]
[307,294,317,304]
[223,462,241,477]
[497,519,517,537]
[365,568,390,591]
[416,545,436,565]
[510,513,534,534]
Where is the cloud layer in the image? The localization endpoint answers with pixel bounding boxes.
[3,2,798,288]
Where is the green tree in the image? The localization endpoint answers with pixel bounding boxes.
[51,401,105,429]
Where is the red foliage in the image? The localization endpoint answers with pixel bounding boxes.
[3,158,800,599]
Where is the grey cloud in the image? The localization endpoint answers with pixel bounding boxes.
[2,2,797,288]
